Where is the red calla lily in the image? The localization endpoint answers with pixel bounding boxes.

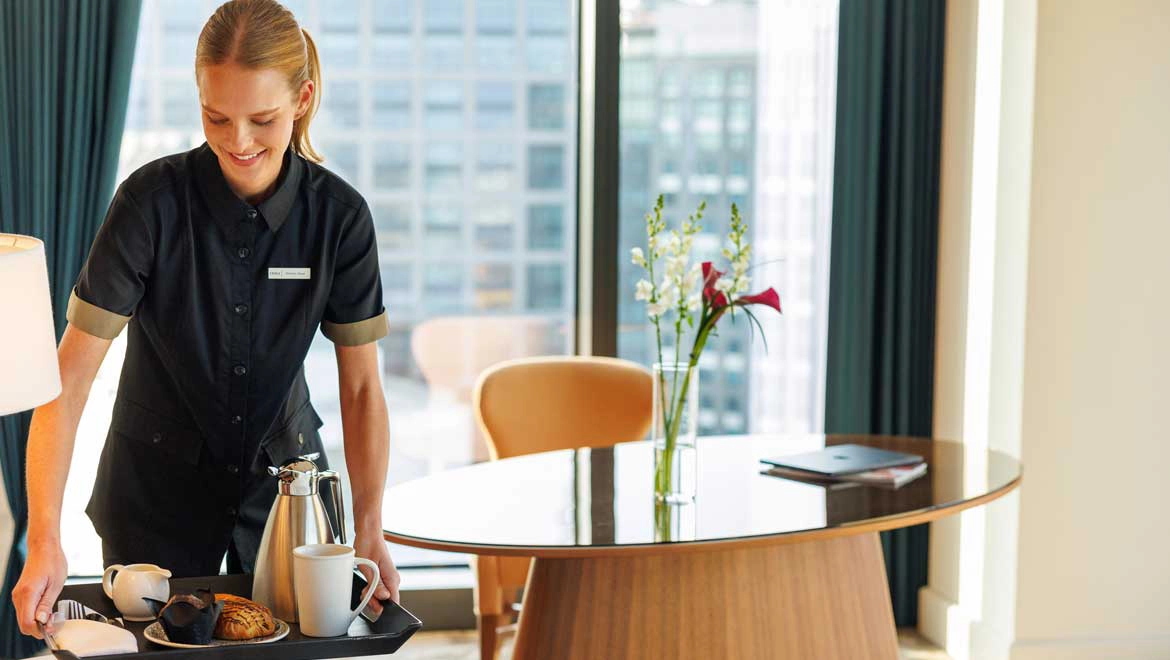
[701,261,729,309]
[734,287,782,314]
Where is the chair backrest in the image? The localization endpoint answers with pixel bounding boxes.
[473,356,653,460]
[411,315,555,403]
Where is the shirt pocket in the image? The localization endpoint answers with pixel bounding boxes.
[110,399,205,466]
[255,401,328,474]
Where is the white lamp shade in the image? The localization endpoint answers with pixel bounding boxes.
[0,234,61,416]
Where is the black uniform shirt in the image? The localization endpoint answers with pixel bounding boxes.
[68,143,386,574]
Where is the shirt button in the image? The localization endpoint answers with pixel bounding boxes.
[152,432,161,444]
[246,209,258,220]
[234,303,249,316]
[227,464,239,474]
[233,364,248,376]
[237,246,251,259]
[231,415,243,425]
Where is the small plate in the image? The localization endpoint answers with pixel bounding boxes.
[143,619,290,648]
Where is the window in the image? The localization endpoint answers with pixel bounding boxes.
[162,80,195,127]
[476,82,514,130]
[373,202,413,250]
[374,142,411,190]
[160,0,200,68]
[425,0,462,34]
[373,0,411,32]
[526,0,568,74]
[475,204,514,251]
[425,141,463,192]
[616,0,838,437]
[477,0,514,35]
[526,263,564,310]
[372,82,411,131]
[528,83,565,130]
[474,263,514,310]
[423,203,462,252]
[423,263,465,312]
[527,145,563,189]
[321,2,361,69]
[477,35,517,70]
[527,204,563,250]
[476,142,514,192]
[320,141,359,183]
[73,0,578,576]
[323,80,361,129]
[425,82,463,131]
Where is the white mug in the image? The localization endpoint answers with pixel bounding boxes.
[293,544,380,637]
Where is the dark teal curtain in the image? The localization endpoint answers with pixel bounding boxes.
[0,1,140,655]
[825,0,946,627]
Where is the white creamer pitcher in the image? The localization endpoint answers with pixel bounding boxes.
[101,563,172,621]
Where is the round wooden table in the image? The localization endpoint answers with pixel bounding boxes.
[382,434,1021,660]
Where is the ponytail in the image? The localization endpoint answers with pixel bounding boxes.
[293,28,323,162]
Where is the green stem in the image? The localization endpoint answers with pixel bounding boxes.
[655,306,723,498]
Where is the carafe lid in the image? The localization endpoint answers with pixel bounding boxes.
[268,453,329,496]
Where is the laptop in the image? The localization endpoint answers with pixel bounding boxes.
[759,443,923,477]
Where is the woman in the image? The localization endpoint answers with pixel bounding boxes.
[13,0,400,637]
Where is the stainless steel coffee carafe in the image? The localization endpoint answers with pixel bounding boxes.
[252,453,346,622]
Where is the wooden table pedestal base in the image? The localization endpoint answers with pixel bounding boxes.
[512,532,898,660]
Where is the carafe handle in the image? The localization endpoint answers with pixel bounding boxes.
[319,470,346,545]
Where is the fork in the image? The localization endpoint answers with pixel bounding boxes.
[37,620,59,651]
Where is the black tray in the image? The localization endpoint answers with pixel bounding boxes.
[52,573,421,659]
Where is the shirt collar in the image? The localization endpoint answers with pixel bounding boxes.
[196,143,302,233]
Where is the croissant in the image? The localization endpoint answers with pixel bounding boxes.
[213,594,276,640]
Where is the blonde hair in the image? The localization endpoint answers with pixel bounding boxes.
[196,0,323,162]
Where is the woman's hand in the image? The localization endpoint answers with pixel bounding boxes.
[12,539,68,638]
[353,532,401,611]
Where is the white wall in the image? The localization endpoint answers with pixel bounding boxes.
[927,1,1170,658]
[1013,0,1170,656]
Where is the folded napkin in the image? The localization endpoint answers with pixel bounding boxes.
[43,600,137,657]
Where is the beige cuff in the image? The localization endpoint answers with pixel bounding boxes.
[66,290,130,339]
[322,309,389,346]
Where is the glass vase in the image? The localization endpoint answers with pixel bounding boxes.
[652,362,698,504]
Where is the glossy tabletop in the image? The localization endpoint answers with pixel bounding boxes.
[382,434,1021,557]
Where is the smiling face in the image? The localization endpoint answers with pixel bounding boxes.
[197,61,312,203]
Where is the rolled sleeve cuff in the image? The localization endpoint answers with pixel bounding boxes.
[322,309,389,346]
[66,289,130,339]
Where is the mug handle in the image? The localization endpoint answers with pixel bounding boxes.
[350,557,381,624]
[101,564,124,600]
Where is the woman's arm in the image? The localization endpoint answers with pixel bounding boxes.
[12,324,112,637]
[335,341,401,604]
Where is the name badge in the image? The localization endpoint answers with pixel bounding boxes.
[268,267,311,280]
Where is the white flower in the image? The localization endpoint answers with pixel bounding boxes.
[658,279,679,307]
[686,292,702,312]
[635,279,653,301]
[665,232,681,256]
[734,275,750,294]
[665,255,688,280]
[683,263,702,292]
[715,277,734,294]
[732,254,750,276]
[647,301,669,318]
[631,247,646,267]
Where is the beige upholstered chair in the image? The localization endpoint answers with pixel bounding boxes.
[470,356,653,660]
[408,316,555,465]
